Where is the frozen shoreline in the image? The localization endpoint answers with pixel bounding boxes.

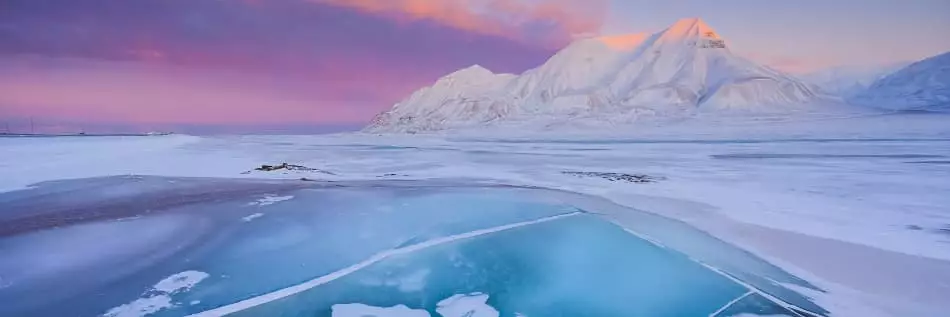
[577,192,950,316]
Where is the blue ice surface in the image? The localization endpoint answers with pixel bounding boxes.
[235,214,756,317]
[0,176,824,317]
[183,187,577,314]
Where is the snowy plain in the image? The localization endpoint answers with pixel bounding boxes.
[1,112,949,316]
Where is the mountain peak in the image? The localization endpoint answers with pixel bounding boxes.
[431,64,513,90]
[444,64,493,79]
[664,17,720,40]
[460,64,490,73]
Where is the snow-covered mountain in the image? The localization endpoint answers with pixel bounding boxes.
[850,51,950,111]
[366,18,831,133]
[798,63,907,98]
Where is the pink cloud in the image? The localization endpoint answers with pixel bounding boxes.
[0,56,424,125]
[0,0,566,132]
[315,0,607,46]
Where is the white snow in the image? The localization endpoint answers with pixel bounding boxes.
[366,65,518,133]
[331,303,430,317]
[103,270,209,317]
[0,135,207,193]
[152,271,209,294]
[365,18,833,133]
[435,293,499,317]
[850,51,950,110]
[103,294,174,317]
[328,293,500,317]
[248,195,294,206]
[241,213,265,222]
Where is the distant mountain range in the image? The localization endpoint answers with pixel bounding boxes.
[365,18,945,133]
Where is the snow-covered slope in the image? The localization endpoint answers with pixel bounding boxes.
[799,63,907,98]
[850,51,950,111]
[367,65,517,131]
[366,18,830,133]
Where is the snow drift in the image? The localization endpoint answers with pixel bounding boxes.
[365,18,829,133]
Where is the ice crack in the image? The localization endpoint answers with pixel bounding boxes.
[188,212,581,317]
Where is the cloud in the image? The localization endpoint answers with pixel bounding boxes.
[0,0,559,73]
[0,56,377,125]
[0,0,567,133]
[315,0,607,46]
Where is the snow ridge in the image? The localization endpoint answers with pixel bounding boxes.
[365,18,829,133]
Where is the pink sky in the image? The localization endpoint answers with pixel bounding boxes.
[0,0,947,133]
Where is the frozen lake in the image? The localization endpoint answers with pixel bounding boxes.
[0,176,824,317]
[2,113,949,316]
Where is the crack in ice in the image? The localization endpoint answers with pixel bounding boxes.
[697,263,812,317]
[708,291,752,317]
[187,212,581,317]
[604,218,821,317]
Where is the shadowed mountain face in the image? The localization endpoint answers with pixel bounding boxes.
[850,51,950,111]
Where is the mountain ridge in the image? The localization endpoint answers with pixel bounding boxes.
[366,18,833,133]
